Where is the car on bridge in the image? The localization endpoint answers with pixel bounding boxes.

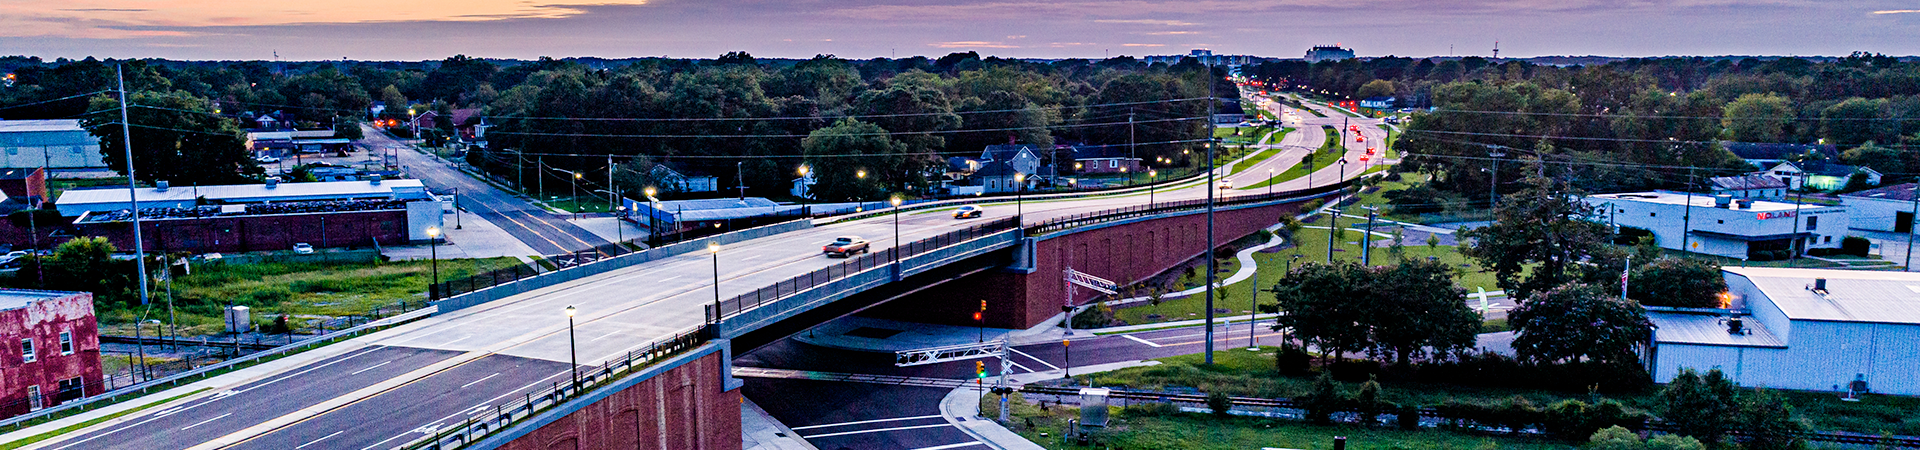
[952,205,984,219]
[822,236,869,258]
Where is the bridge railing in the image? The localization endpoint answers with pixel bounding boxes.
[395,325,708,450]
[707,217,1021,322]
[1023,181,1353,237]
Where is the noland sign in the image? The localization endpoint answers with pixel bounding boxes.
[1757,211,1797,220]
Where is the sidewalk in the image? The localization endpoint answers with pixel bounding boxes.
[566,216,649,245]
[742,397,818,450]
[382,207,540,263]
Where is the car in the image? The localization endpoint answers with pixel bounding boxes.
[197,252,224,261]
[1217,180,1234,190]
[953,205,984,219]
[293,243,315,254]
[821,236,869,258]
[255,155,281,163]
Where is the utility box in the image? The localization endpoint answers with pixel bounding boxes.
[225,306,251,334]
[1078,387,1110,428]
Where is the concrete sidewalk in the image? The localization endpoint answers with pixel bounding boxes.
[382,207,540,262]
[742,398,818,450]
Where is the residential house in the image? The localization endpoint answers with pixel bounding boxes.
[1069,145,1143,175]
[980,144,1042,177]
[1840,183,1920,233]
[1762,161,1881,191]
[971,160,1032,194]
[1709,175,1788,200]
[1724,142,1837,170]
[651,165,719,193]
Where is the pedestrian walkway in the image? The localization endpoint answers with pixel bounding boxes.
[742,397,822,450]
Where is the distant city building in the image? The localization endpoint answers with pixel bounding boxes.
[245,129,349,157]
[1141,49,1259,67]
[0,289,102,418]
[51,178,445,251]
[0,120,107,170]
[1305,45,1356,62]
[1646,267,1920,396]
[1584,191,1848,259]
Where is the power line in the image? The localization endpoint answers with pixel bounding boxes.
[1426,107,1920,122]
[497,98,1208,122]
[485,137,1216,159]
[488,116,1205,139]
[0,90,113,112]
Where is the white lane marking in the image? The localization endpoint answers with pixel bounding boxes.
[350,360,393,375]
[802,423,954,439]
[460,373,502,389]
[589,331,623,342]
[910,442,987,450]
[180,413,231,431]
[789,414,944,431]
[1006,347,1059,371]
[362,371,572,450]
[296,430,344,449]
[1122,334,1165,348]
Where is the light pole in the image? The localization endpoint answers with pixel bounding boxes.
[453,187,462,229]
[890,195,903,266]
[797,165,810,216]
[1487,146,1506,208]
[565,305,579,391]
[571,171,583,219]
[1148,169,1158,205]
[615,205,627,244]
[644,187,658,244]
[1267,169,1275,196]
[1014,173,1026,220]
[425,226,441,300]
[709,242,722,324]
[1121,167,1129,187]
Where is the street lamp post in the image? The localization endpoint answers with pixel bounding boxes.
[890,196,903,266]
[1267,169,1275,196]
[425,226,441,300]
[797,165,810,216]
[709,242,722,324]
[615,206,627,244]
[644,187,658,244]
[1014,173,1026,221]
[1121,167,1129,187]
[1148,169,1158,205]
[571,171,583,219]
[565,305,579,391]
[453,187,462,229]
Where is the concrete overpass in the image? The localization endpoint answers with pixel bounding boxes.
[7,100,1383,450]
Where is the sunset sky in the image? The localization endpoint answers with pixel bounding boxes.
[3,0,1917,61]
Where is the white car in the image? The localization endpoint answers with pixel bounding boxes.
[256,155,281,163]
[1217,180,1234,190]
[293,243,315,254]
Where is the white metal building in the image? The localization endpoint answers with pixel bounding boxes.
[1584,192,1848,259]
[0,120,106,169]
[1839,183,1918,233]
[1648,267,1920,396]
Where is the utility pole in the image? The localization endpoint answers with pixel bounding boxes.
[1487,145,1505,208]
[538,155,545,200]
[1327,207,1339,262]
[607,154,616,211]
[1204,74,1219,366]
[1128,110,1137,161]
[1361,206,1378,265]
[117,65,152,307]
[736,161,745,200]
[1790,190,1805,266]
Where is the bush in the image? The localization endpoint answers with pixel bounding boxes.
[1070,302,1116,329]
[1842,236,1871,256]
[1646,434,1707,450]
[1206,391,1232,416]
[1297,372,1343,425]
[1329,359,1382,382]
[1494,396,1542,435]
[1123,401,1180,417]
[1588,425,1643,450]
[1274,344,1313,376]
[1396,404,1421,430]
[1301,198,1325,212]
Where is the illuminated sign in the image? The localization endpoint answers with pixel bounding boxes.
[1756,211,1796,220]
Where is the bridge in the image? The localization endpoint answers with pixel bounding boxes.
[4,105,1385,450]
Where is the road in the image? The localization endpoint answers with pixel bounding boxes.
[360,125,610,255]
[26,110,1387,450]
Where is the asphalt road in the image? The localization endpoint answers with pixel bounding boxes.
[361,125,610,255]
[37,110,1386,450]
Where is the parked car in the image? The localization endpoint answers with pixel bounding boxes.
[256,155,281,163]
[293,243,315,254]
[953,205,984,219]
[821,236,869,258]
[0,251,30,268]
[196,252,224,261]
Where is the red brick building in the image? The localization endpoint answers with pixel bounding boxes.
[0,289,101,418]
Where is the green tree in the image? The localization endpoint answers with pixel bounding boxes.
[1645,435,1706,450]
[1822,97,1891,147]
[1629,258,1727,308]
[1368,258,1479,366]
[1657,368,1739,445]
[84,90,261,185]
[803,118,903,202]
[1509,283,1653,367]
[1841,141,1903,174]
[1271,261,1373,362]
[1356,79,1397,99]
[1587,425,1643,450]
[1723,93,1794,142]
[378,84,409,120]
[1461,166,1615,299]
[43,237,139,307]
[1735,389,1807,450]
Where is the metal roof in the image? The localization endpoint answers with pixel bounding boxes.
[0,289,80,312]
[1710,175,1786,190]
[1649,311,1786,347]
[0,119,86,134]
[1726,267,1920,325]
[1841,183,1918,203]
[56,179,430,208]
[1587,191,1837,213]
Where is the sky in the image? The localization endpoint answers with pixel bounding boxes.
[2,0,1918,61]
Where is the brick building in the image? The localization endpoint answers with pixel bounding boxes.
[0,289,101,418]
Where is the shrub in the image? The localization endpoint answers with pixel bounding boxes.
[1302,199,1326,212]
[1396,404,1421,430]
[1353,377,1391,426]
[1297,372,1343,425]
[1274,344,1313,376]
[1842,236,1871,256]
[1494,396,1542,434]
[1587,426,1643,450]
[1070,302,1116,329]
[1123,401,1180,417]
[1646,434,1707,450]
[1206,391,1232,417]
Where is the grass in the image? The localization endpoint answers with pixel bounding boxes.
[99,257,521,335]
[1256,226,1504,294]
[47,177,131,200]
[1240,127,1347,191]
[0,388,212,450]
[1229,128,1295,175]
[990,392,1570,450]
[540,196,616,214]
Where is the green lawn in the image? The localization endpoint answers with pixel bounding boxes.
[541,196,617,214]
[1240,127,1346,190]
[1229,128,1295,175]
[988,392,1570,450]
[48,177,132,200]
[1256,226,1503,294]
[98,257,522,335]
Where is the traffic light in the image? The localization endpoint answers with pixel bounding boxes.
[980,300,987,311]
[976,361,987,379]
[973,311,983,321]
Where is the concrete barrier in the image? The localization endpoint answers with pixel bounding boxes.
[715,230,1019,339]
[433,219,813,313]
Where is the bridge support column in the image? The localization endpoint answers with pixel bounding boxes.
[487,341,742,450]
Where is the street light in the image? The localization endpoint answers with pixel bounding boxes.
[1120,167,1129,187]
[565,305,579,391]
[1013,173,1026,220]
[797,165,811,215]
[453,187,462,229]
[1268,169,1275,195]
[890,195,904,266]
[709,242,722,324]
[643,187,658,243]
[571,171,583,219]
[425,226,441,300]
[1148,169,1158,205]
[615,205,627,244]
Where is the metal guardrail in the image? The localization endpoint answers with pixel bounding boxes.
[1018,386,1920,447]
[395,326,708,450]
[0,307,436,433]
[707,217,1021,322]
[812,169,1227,227]
[1023,181,1352,236]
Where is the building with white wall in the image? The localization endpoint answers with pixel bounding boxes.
[1840,183,1918,233]
[0,120,106,169]
[1647,267,1920,396]
[1585,192,1848,259]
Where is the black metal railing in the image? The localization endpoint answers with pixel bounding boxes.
[1023,181,1351,236]
[706,217,1021,322]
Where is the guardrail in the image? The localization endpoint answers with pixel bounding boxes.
[0,307,436,433]
[812,169,1227,227]
[706,217,1020,322]
[396,326,708,450]
[1018,385,1920,447]
[1023,181,1352,237]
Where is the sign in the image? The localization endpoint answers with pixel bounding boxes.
[1756,211,1797,220]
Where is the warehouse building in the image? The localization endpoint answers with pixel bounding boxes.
[1584,191,1847,259]
[1647,267,1920,396]
[53,178,445,248]
[0,120,106,169]
[1839,183,1918,233]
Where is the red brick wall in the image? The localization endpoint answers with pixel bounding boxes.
[72,210,409,254]
[868,199,1308,329]
[0,291,102,419]
[497,350,742,450]
[0,168,48,201]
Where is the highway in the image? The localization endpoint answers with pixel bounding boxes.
[23,100,1388,450]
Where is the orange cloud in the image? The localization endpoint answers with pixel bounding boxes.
[0,0,651,38]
